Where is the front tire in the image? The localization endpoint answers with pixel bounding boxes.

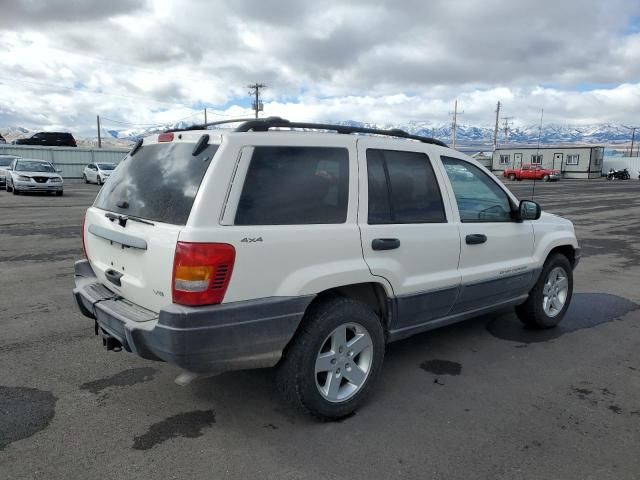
[56,190,63,196]
[276,296,385,420]
[542,174,550,182]
[12,187,19,195]
[83,174,89,184]
[516,253,573,329]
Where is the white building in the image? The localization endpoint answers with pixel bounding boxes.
[492,146,604,179]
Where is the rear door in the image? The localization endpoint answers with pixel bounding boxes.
[358,140,461,331]
[439,156,535,313]
[85,137,219,313]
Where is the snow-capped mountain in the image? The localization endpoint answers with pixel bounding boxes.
[333,121,637,147]
[1,122,636,148]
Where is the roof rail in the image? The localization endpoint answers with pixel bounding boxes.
[234,117,448,147]
[164,118,258,133]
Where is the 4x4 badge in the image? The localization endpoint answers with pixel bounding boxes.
[241,237,263,243]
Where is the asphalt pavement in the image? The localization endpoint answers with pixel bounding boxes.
[1,178,639,479]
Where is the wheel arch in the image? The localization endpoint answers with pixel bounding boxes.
[546,244,577,268]
[295,282,392,339]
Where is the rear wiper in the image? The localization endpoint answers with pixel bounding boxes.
[127,216,155,226]
[105,212,155,227]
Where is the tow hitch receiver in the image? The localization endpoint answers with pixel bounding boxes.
[101,331,123,352]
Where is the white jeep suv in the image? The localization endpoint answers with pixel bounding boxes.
[73,117,580,420]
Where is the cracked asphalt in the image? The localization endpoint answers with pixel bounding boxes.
[0,179,639,479]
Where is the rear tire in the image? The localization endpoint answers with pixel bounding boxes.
[56,190,63,196]
[516,254,573,329]
[509,174,516,181]
[276,296,385,421]
[83,174,89,184]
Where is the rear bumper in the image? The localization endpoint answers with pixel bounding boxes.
[73,260,313,373]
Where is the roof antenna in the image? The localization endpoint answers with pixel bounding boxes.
[531,108,544,200]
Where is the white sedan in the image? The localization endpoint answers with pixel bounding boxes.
[83,162,116,185]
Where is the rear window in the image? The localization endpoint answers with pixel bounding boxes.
[235,146,349,225]
[97,163,116,170]
[367,149,446,224]
[94,142,218,225]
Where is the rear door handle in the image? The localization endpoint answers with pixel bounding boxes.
[466,234,487,245]
[372,238,400,251]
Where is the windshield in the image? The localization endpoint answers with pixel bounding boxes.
[94,142,218,225]
[97,163,116,170]
[0,157,15,167]
[15,160,55,172]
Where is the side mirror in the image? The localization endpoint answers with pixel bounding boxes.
[518,200,541,221]
[56,169,62,173]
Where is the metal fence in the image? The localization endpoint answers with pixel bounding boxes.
[0,144,130,178]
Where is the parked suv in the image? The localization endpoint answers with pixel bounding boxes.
[73,118,580,419]
[13,131,77,147]
[83,162,116,185]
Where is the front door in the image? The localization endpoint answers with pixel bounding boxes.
[358,140,461,331]
[514,153,523,167]
[554,153,563,170]
[439,156,536,313]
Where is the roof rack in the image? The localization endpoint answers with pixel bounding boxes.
[164,118,257,133]
[234,117,448,147]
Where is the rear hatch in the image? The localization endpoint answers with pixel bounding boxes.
[84,135,219,313]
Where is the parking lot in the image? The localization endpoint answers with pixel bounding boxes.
[1,179,639,479]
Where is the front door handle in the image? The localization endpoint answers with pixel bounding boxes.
[466,234,487,245]
[372,238,400,251]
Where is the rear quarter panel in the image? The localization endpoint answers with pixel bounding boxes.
[182,133,382,303]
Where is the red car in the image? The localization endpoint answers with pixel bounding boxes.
[503,164,560,181]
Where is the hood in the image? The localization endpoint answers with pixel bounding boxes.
[539,211,574,230]
[14,170,61,178]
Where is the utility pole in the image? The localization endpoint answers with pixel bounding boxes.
[247,83,267,119]
[631,127,636,157]
[96,115,102,148]
[502,116,514,145]
[493,101,501,150]
[204,108,207,125]
[449,99,464,149]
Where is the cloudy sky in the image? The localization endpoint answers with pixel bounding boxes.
[0,0,639,136]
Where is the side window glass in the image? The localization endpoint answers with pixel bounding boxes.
[366,149,446,224]
[442,157,513,223]
[235,146,349,225]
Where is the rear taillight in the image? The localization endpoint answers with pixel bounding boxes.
[172,242,235,306]
[81,212,87,259]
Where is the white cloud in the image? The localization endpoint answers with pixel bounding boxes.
[0,0,639,136]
